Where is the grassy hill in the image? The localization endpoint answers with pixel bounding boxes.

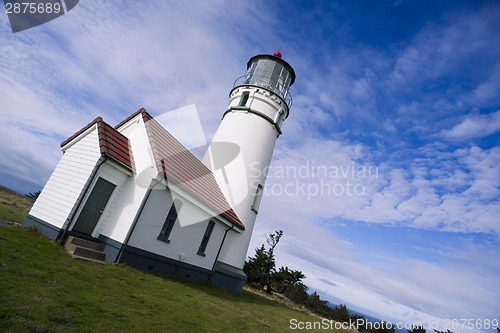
[0,187,349,332]
[0,186,34,223]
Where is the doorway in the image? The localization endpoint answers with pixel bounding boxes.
[72,177,115,235]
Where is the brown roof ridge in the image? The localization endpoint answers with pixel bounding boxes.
[61,116,103,147]
[60,116,134,170]
[114,107,150,129]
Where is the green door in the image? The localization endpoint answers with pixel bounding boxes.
[72,178,115,235]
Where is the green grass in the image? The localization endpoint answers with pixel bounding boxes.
[0,225,347,332]
[0,186,33,223]
[0,186,348,332]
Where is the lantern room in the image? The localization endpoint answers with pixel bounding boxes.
[235,53,296,108]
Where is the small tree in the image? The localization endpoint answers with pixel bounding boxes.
[332,303,350,322]
[268,266,304,293]
[244,244,273,289]
[283,281,309,304]
[408,326,426,333]
[305,291,329,313]
[244,230,304,293]
[25,191,41,200]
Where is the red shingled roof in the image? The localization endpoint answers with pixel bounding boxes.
[117,108,244,230]
[61,117,135,170]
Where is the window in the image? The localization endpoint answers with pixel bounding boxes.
[157,199,183,243]
[251,184,263,213]
[239,92,250,106]
[197,220,215,256]
[245,62,257,84]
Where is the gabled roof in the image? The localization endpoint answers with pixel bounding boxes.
[61,117,135,171]
[117,108,244,230]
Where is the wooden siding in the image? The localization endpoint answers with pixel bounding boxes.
[29,126,101,229]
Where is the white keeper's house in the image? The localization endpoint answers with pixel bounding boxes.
[24,52,295,292]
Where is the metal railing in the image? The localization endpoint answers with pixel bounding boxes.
[233,75,292,108]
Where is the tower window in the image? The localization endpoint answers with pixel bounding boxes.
[239,92,250,106]
[197,220,215,256]
[157,199,183,243]
[251,184,263,213]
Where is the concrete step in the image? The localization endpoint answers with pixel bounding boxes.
[73,246,107,263]
[65,236,103,251]
[64,236,106,264]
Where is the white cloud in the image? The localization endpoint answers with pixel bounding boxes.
[389,5,500,92]
[469,64,500,106]
[441,110,500,141]
[259,135,500,236]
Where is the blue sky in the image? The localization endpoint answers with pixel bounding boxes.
[1,0,499,331]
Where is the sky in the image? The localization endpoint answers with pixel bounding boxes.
[1,0,499,331]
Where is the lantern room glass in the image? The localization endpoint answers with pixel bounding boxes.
[244,58,293,102]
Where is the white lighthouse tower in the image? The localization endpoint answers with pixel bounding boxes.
[203,52,295,270]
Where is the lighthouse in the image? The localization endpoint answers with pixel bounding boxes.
[203,52,296,269]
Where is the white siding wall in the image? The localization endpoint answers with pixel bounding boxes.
[29,125,101,229]
[103,115,158,243]
[128,187,229,270]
